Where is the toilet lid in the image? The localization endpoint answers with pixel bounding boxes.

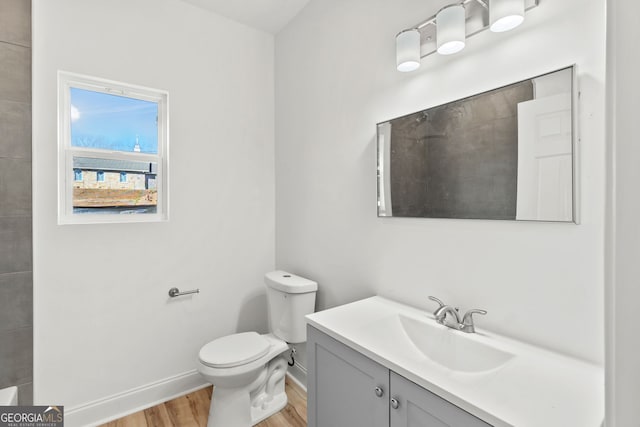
[199,332,270,368]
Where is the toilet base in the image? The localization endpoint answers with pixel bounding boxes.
[250,389,287,425]
[204,352,290,427]
[207,385,288,427]
[208,386,252,427]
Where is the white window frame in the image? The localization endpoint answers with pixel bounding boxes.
[58,71,169,224]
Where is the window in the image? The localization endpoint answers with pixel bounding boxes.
[58,72,168,224]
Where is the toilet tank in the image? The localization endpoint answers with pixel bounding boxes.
[265,270,317,343]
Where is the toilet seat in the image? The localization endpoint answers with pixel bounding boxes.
[199,332,270,368]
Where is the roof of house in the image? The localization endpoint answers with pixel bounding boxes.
[73,157,157,174]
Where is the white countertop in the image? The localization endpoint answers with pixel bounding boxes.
[306,296,604,427]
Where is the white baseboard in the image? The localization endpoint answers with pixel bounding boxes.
[65,370,209,427]
[286,367,307,393]
[65,369,305,426]
[285,371,307,393]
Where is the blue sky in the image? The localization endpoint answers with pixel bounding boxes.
[70,87,158,154]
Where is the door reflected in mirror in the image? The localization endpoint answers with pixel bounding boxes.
[377,66,576,222]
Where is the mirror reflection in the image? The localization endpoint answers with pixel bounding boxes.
[377,66,575,222]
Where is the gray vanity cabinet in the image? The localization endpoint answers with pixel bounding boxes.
[389,372,492,427]
[307,325,389,427]
[308,325,492,427]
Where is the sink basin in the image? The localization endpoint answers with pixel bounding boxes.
[398,314,514,373]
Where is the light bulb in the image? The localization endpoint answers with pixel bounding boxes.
[436,5,466,55]
[396,29,421,72]
[490,0,525,32]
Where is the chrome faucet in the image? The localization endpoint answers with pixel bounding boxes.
[428,296,487,333]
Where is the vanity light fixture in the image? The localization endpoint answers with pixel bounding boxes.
[395,0,539,72]
[436,5,466,55]
[396,29,421,72]
[490,0,525,32]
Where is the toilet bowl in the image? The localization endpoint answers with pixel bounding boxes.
[198,271,317,427]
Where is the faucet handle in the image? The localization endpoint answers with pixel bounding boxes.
[428,296,448,319]
[428,296,445,309]
[462,309,487,324]
[460,309,487,333]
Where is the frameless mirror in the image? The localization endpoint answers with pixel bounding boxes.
[377,66,576,222]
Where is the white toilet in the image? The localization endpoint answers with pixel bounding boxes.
[198,270,317,427]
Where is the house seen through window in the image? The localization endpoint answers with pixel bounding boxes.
[58,72,168,223]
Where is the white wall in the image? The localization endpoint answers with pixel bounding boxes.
[605,0,640,424]
[32,0,275,423]
[276,0,606,365]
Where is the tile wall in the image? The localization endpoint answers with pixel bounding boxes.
[0,0,32,404]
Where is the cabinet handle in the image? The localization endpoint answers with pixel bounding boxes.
[390,397,399,410]
[374,386,384,397]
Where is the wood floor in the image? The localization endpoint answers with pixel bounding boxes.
[100,376,307,427]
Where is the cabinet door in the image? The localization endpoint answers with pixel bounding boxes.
[308,325,389,427]
[390,372,492,427]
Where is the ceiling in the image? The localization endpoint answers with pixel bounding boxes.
[180,0,311,34]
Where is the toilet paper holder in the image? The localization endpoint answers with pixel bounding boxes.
[168,287,200,298]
